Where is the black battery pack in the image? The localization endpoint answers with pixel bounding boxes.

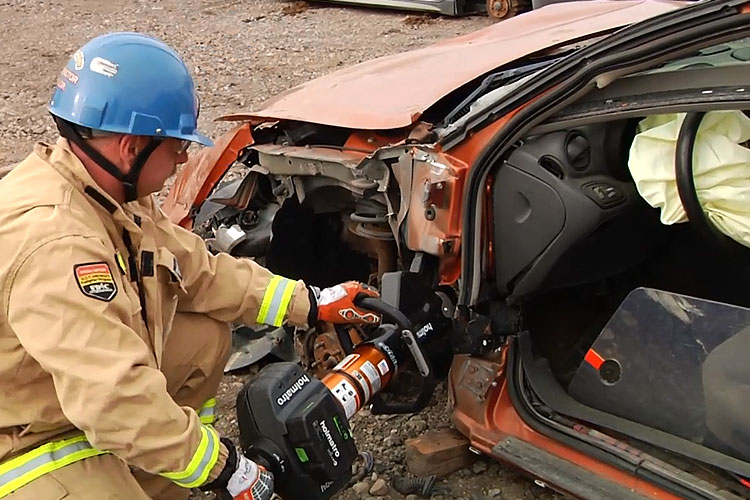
[236,362,358,500]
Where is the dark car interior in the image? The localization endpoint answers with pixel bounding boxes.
[488,103,750,490]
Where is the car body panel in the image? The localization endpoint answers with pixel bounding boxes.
[164,123,254,226]
[319,0,460,16]
[391,147,468,283]
[449,354,684,500]
[165,1,684,229]
[219,0,682,131]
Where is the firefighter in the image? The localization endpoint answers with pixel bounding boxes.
[0,32,379,500]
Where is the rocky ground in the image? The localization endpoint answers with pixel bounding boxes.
[0,0,494,165]
[208,371,565,500]
[0,1,565,499]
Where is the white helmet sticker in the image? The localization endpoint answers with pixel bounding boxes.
[73,50,85,71]
[90,57,118,78]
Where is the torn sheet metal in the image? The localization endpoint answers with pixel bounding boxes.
[392,148,467,283]
[162,123,254,227]
[225,325,297,372]
[253,144,382,194]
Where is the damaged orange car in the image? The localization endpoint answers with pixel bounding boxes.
[164,1,750,499]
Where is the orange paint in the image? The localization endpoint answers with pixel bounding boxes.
[447,110,520,166]
[322,344,393,413]
[450,353,684,499]
[218,1,683,131]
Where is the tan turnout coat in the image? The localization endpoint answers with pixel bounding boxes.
[0,139,310,485]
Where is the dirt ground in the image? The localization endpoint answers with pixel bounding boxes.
[0,1,564,499]
[0,0,494,165]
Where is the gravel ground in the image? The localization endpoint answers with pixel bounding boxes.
[209,372,564,500]
[0,1,564,499]
[0,0,493,165]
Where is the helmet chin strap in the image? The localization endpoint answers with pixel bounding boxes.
[124,139,161,202]
[54,116,161,203]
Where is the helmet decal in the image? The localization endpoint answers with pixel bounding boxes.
[60,68,79,85]
[73,50,85,71]
[90,57,118,78]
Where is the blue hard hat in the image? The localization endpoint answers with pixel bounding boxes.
[49,32,212,147]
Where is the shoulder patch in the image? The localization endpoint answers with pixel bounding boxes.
[74,262,118,302]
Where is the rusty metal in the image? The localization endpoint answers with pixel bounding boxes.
[486,0,530,19]
[342,221,397,281]
[368,237,397,281]
[454,355,504,401]
[487,0,510,19]
[300,325,367,379]
[312,330,346,375]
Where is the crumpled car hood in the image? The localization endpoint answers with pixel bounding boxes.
[220,0,683,131]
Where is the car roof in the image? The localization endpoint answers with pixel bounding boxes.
[220,0,685,131]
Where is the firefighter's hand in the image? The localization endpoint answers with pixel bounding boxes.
[224,454,274,500]
[203,439,274,500]
[308,281,381,325]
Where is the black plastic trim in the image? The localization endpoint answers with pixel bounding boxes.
[490,436,651,500]
[532,93,750,135]
[516,332,750,476]
[505,336,727,500]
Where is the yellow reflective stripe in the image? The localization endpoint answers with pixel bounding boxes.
[0,448,104,497]
[0,435,108,498]
[273,279,297,327]
[256,276,282,325]
[0,435,88,476]
[160,425,220,488]
[257,276,297,327]
[198,398,217,425]
[115,251,127,275]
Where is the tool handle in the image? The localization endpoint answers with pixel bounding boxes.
[353,296,413,330]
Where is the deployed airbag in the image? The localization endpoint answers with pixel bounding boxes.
[628,110,750,246]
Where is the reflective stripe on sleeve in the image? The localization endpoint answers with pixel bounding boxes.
[0,435,108,498]
[256,276,297,327]
[198,398,217,425]
[160,425,220,489]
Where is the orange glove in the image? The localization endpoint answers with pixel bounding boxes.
[309,281,381,325]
